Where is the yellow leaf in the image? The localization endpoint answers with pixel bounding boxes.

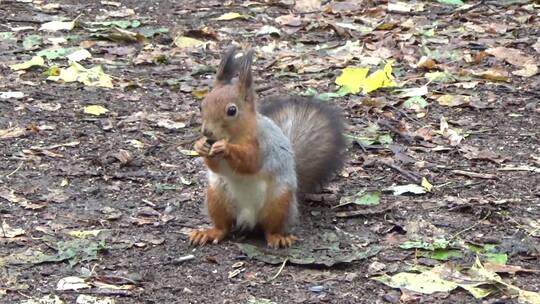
[47,62,113,88]
[84,105,109,116]
[215,12,246,21]
[192,88,209,99]
[335,61,396,95]
[178,149,199,156]
[335,67,369,94]
[436,94,471,107]
[174,36,205,49]
[421,177,433,192]
[9,56,45,71]
[67,229,102,238]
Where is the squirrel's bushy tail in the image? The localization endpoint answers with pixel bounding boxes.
[260,96,346,193]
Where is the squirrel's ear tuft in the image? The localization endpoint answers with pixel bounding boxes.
[215,46,237,86]
[238,49,254,99]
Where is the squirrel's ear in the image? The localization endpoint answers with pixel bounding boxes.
[215,46,237,86]
[238,49,254,99]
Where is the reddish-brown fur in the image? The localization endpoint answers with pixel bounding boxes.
[189,186,234,245]
[260,190,296,248]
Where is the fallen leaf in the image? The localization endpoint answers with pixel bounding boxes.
[0,127,28,139]
[0,92,24,99]
[40,20,76,32]
[437,94,471,107]
[335,191,381,208]
[294,0,321,12]
[0,187,45,209]
[439,116,463,146]
[335,61,396,94]
[48,62,113,88]
[76,295,115,304]
[474,68,510,82]
[178,149,199,156]
[460,145,506,164]
[385,184,426,195]
[9,56,45,71]
[256,25,280,37]
[56,276,91,291]
[84,105,109,116]
[237,232,380,266]
[1,222,26,238]
[66,49,92,62]
[486,47,537,76]
[214,12,247,21]
[275,14,302,27]
[174,36,206,49]
[21,295,65,304]
[437,0,464,5]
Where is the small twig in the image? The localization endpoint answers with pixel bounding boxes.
[377,119,413,143]
[451,210,491,240]
[5,162,23,178]
[268,258,288,281]
[379,160,422,184]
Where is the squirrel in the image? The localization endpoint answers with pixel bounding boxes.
[190,46,345,248]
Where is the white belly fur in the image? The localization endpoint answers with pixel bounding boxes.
[208,163,269,230]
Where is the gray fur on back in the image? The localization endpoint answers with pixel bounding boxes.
[256,114,297,192]
[259,96,346,193]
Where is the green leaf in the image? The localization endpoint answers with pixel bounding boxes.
[85,20,141,29]
[47,62,113,88]
[484,253,507,265]
[437,0,464,5]
[236,231,381,266]
[336,191,381,208]
[37,47,82,60]
[23,35,43,50]
[9,56,45,71]
[428,249,464,260]
[400,239,450,251]
[403,96,428,109]
[425,71,456,83]
[373,272,458,294]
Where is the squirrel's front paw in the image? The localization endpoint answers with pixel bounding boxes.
[209,139,228,157]
[194,137,211,157]
[189,228,227,246]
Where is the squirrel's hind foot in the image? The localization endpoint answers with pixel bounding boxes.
[266,233,296,248]
[189,228,227,246]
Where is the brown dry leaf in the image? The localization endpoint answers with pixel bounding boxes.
[459,145,506,164]
[416,56,437,70]
[0,127,28,139]
[0,187,45,209]
[485,47,538,77]
[294,0,321,12]
[484,263,540,275]
[113,149,133,164]
[1,222,26,238]
[436,95,471,107]
[473,68,510,82]
[275,14,302,27]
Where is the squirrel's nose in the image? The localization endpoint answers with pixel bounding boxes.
[201,124,213,139]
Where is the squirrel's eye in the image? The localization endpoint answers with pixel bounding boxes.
[226,105,237,117]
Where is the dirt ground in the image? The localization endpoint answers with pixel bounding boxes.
[1,0,539,303]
